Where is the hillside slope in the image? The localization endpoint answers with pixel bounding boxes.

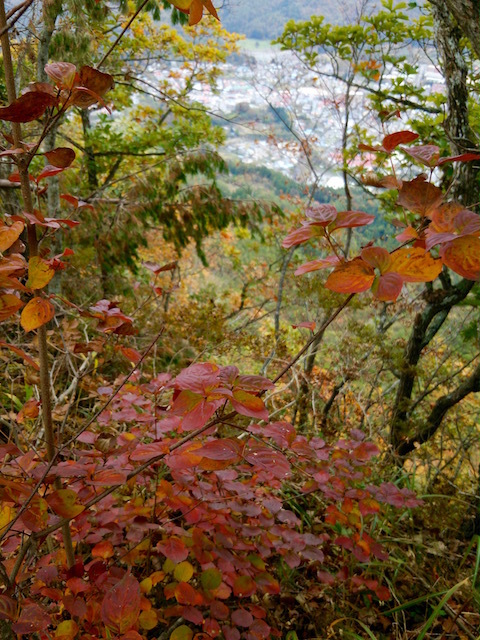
[221,0,370,40]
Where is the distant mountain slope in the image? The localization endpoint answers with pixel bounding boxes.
[221,0,370,40]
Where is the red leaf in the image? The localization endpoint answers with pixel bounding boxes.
[0,92,57,122]
[304,203,337,225]
[70,66,114,108]
[233,575,256,598]
[174,582,197,605]
[244,446,290,479]
[231,609,253,628]
[294,255,340,275]
[44,147,76,168]
[0,595,17,622]
[382,130,419,152]
[231,389,269,420]
[194,439,242,461]
[437,152,480,166]
[282,224,322,248]
[90,468,128,486]
[402,144,440,167]
[36,164,66,182]
[101,574,141,634]
[372,272,404,301]
[60,193,94,210]
[157,537,189,563]
[12,603,51,635]
[330,210,375,230]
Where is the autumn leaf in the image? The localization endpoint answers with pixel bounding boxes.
[0,92,57,122]
[101,574,141,634]
[0,293,24,321]
[46,489,85,518]
[0,219,24,252]
[325,258,375,294]
[20,297,55,331]
[389,247,442,282]
[12,603,51,635]
[26,257,55,290]
[440,235,480,281]
[44,147,76,168]
[45,62,77,89]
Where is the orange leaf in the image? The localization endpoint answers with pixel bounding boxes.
[361,246,391,273]
[389,247,442,282]
[0,293,24,321]
[0,220,24,252]
[92,540,115,559]
[396,175,443,216]
[16,398,40,424]
[20,297,55,331]
[440,236,480,281]
[325,258,374,294]
[26,257,55,290]
[46,489,85,518]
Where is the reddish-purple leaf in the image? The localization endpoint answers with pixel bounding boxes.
[0,595,17,622]
[157,537,189,563]
[330,210,375,230]
[244,446,290,478]
[304,203,337,225]
[12,603,51,635]
[231,609,253,628]
[194,438,242,461]
[402,144,440,167]
[371,272,404,302]
[45,62,77,89]
[101,574,141,634]
[0,92,57,122]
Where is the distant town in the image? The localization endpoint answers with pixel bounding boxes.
[149,41,446,189]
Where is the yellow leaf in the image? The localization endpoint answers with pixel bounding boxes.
[0,504,14,534]
[26,257,55,290]
[390,247,442,282]
[174,561,194,582]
